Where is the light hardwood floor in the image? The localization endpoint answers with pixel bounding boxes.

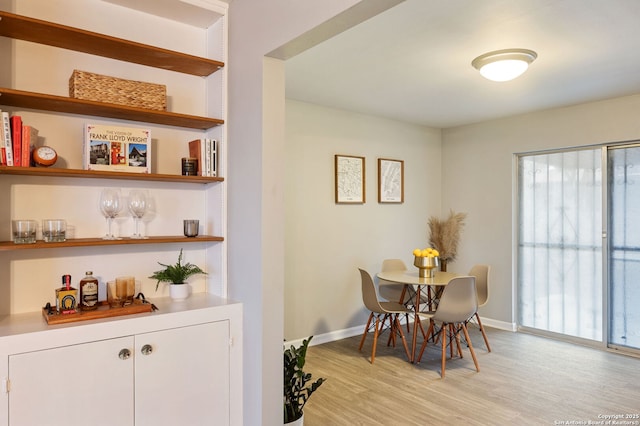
[302,326,640,425]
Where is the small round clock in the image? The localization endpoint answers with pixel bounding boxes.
[33,146,58,167]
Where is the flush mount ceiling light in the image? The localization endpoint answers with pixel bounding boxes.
[472,48,537,82]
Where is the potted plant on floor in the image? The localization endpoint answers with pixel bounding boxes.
[149,248,207,300]
[284,336,325,425]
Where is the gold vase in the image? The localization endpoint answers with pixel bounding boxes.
[414,256,439,278]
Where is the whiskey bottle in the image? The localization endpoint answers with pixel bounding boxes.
[79,271,99,311]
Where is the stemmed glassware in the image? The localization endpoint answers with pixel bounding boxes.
[99,188,122,240]
[128,189,148,239]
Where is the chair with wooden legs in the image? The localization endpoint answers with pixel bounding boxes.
[416,276,480,378]
[378,259,410,332]
[358,268,411,364]
[467,264,491,352]
[378,259,407,304]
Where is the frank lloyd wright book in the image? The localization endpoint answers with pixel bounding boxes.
[84,124,151,173]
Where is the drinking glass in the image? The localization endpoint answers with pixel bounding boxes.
[100,188,122,240]
[128,189,148,239]
[12,220,37,244]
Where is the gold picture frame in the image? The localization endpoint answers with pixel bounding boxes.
[335,154,365,204]
[378,158,404,203]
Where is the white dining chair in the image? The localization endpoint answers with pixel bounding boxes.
[467,264,491,352]
[378,259,407,303]
[358,268,411,364]
[378,259,411,332]
[416,276,480,378]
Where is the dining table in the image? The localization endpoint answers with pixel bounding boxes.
[376,270,459,363]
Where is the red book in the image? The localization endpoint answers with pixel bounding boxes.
[10,115,22,167]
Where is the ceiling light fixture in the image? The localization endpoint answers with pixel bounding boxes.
[472,48,537,82]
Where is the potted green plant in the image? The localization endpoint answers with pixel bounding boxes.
[149,248,207,300]
[284,336,325,425]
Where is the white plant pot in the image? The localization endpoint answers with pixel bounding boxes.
[285,413,304,426]
[169,283,191,301]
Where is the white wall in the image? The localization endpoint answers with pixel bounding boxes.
[227,1,373,424]
[441,93,640,324]
[284,100,441,340]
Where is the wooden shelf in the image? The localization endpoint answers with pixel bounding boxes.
[0,166,223,183]
[0,88,223,130]
[0,235,224,251]
[0,11,223,77]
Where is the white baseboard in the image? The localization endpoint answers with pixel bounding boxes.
[285,326,363,349]
[480,317,516,332]
[286,316,516,349]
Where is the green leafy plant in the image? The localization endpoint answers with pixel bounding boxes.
[284,336,325,423]
[149,248,207,290]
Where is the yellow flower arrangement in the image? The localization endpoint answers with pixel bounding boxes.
[412,247,440,258]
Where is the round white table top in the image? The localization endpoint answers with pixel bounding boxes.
[376,270,458,286]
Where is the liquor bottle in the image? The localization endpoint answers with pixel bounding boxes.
[79,271,99,311]
[56,274,77,314]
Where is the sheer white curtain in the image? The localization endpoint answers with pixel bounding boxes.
[608,145,640,349]
[518,149,602,340]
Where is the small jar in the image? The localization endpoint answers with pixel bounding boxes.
[182,157,198,176]
[79,271,99,311]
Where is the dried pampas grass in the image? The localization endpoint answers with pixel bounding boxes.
[428,210,467,264]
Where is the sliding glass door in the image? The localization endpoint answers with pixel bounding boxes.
[518,143,640,352]
[608,145,640,350]
[517,149,603,341]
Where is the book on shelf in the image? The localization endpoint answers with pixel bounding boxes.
[10,115,22,167]
[84,124,151,173]
[205,138,211,176]
[211,139,218,177]
[0,110,4,166]
[22,125,38,167]
[188,138,205,176]
[187,138,217,177]
[1,111,14,166]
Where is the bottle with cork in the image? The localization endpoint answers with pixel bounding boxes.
[79,271,99,311]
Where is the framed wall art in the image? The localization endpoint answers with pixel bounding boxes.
[335,154,365,204]
[378,158,404,203]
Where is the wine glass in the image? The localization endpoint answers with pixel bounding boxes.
[99,188,122,240]
[128,189,148,239]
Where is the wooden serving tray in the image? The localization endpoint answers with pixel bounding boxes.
[42,300,154,325]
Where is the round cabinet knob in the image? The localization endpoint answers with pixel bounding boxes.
[141,344,153,355]
[118,348,131,360]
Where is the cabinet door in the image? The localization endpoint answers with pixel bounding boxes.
[8,336,134,426]
[134,321,230,426]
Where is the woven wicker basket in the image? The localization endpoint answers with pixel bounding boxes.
[69,70,167,111]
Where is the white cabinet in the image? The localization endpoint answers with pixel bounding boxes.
[0,294,242,426]
[134,321,230,425]
[9,336,135,426]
